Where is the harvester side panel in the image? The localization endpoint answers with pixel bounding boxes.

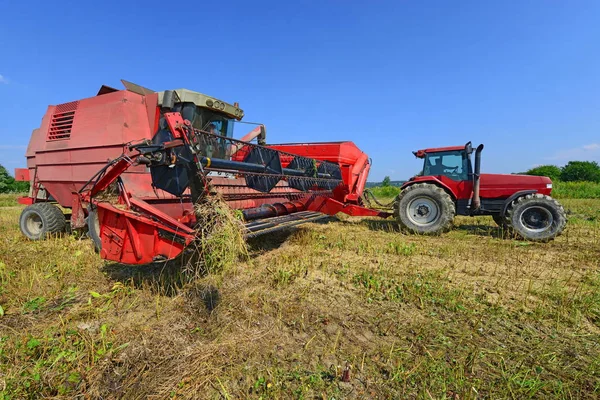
[24,89,158,207]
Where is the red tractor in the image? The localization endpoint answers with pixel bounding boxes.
[393,142,567,241]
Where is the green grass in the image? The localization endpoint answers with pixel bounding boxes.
[553,181,600,199]
[1,194,599,399]
[368,185,401,199]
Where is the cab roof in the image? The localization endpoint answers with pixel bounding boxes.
[413,145,468,159]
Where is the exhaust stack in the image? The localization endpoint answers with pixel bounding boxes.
[472,144,484,210]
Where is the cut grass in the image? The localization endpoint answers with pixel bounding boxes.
[0,195,599,399]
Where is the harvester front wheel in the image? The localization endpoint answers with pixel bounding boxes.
[19,203,66,240]
[394,183,455,235]
[507,194,566,242]
[86,209,102,251]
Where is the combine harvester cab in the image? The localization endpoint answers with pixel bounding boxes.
[16,82,389,265]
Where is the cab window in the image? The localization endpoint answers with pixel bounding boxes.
[423,151,470,181]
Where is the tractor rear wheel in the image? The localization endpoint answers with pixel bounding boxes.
[394,183,455,235]
[19,203,66,240]
[507,194,566,242]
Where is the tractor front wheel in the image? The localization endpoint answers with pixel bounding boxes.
[507,194,566,242]
[394,183,455,235]
[19,203,66,240]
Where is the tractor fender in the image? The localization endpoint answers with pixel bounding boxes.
[400,177,457,200]
[500,190,538,216]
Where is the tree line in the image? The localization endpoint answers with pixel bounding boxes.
[524,161,600,182]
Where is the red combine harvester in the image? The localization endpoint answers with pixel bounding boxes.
[15,81,388,265]
[15,81,566,265]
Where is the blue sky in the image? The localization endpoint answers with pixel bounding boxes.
[1,0,599,180]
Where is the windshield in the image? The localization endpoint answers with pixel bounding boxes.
[423,150,470,180]
[174,102,235,138]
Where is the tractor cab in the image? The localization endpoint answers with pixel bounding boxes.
[413,142,474,181]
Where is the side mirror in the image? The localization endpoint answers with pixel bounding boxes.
[464,141,473,154]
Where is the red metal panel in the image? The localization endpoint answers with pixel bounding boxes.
[402,176,467,200]
[18,197,34,205]
[24,87,158,208]
[479,174,552,198]
[97,202,193,265]
[14,168,29,181]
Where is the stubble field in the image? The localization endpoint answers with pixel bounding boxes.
[0,193,599,399]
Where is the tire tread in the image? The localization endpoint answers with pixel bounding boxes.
[506,194,566,242]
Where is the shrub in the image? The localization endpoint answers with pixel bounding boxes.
[525,165,562,181]
[560,161,600,183]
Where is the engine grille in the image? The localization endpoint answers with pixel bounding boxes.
[47,101,79,141]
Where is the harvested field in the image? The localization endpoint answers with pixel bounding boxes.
[0,193,599,399]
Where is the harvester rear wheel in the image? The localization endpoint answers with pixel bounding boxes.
[394,183,455,235]
[19,203,66,240]
[507,194,566,242]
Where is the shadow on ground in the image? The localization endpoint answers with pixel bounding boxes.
[360,219,401,233]
[101,256,196,297]
[247,217,337,252]
[247,230,295,252]
[455,223,513,239]
[360,217,515,240]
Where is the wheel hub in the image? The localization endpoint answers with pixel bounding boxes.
[416,204,430,217]
[406,196,440,226]
[26,214,43,236]
[520,206,553,233]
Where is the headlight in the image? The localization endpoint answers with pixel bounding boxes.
[546,183,553,189]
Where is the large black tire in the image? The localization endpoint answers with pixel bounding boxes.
[507,194,566,242]
[393,183,455,235]
[87,209,102,251]
[19,203,66,240]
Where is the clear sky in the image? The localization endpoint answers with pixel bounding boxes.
[1,1,599,181]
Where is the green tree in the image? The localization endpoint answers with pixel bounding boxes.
[0,164,15,193]
[0,164,29,193]
[524,165,562,181]
[560,161,600,183]
[382,176,391,187]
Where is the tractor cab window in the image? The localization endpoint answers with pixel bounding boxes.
[423,151,470,181]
